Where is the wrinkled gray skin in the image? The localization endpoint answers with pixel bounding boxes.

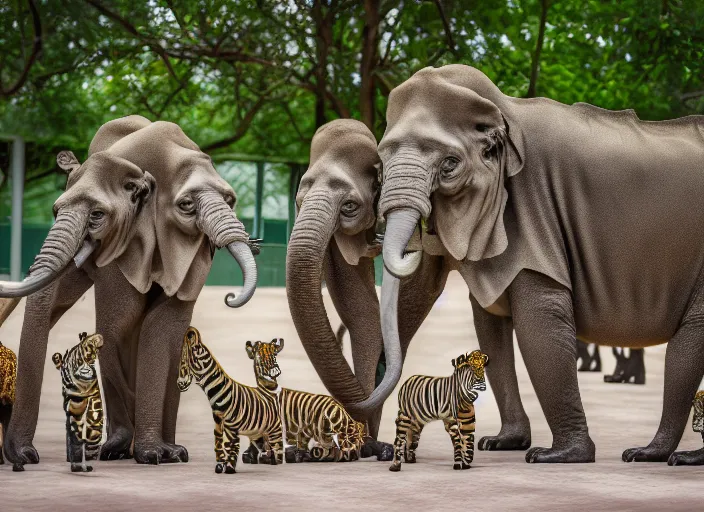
[285,119,448,444]
[376,65,704,464]
[0,116,256,466]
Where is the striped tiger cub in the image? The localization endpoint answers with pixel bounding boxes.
[244,339,366,463]
[390,349,489,472]
[52,332,104,473]
[177,327,284,474]
[694,391,704,443]
[0,340,17,466]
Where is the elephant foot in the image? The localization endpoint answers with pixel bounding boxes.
[242,443,260,464]
[12,462,24,472]
[361,439,394,461]
[622,445,672,463]
[389,461,401,472]
[478,430,531,451]
[453,462,471,470]
[667,447,704,466]
[4,438,40,465]
[134,440,188,465]
[215,462,236,474]
[70,463,93,473]
[526,438,595,463]
[100,429,133,460]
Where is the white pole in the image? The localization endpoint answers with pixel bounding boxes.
[10,136,24,282]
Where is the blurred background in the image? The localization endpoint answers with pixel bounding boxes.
[0,0,702,286]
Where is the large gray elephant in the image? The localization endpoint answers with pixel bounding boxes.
[374,64,704,464]
[0,115,256,465]
[285,119,447,452]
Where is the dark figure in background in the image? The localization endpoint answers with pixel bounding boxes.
[604,348,645,385]
[576,341,601,372]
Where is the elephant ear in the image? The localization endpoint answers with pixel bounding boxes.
[501,113,525,177]
[113,172,158,294]
[56,151,81,173]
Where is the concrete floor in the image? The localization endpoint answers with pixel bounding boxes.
[0,272,702,511]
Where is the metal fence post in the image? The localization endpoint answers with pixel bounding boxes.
[10,136,25,281]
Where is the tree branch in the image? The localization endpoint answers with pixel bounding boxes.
[681,90,704,102]
[0,0,42,97]
[202,97,268,152]
[527,0,550,98]
[432,0,457,56]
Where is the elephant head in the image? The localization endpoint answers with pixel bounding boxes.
[369,65,526,405]
[0,149,155,298]
[286,119,395,416]
[87,116,257,306]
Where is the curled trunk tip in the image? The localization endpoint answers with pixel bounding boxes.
[383,208,422,278]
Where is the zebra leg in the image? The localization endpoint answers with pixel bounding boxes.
[470,295,531,452]
[458,406,476,469]
[225,429,239,474]
[405,423,423,463]
[268,426,284,465]
[213,417,226,474]
[444,420,465,470]
[243,437,265,464]
[389,412,411,472]
[84,395,103,461]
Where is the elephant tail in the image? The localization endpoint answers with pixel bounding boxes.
[335,324,347,348]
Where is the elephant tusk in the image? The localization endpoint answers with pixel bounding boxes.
[73,238,99,269]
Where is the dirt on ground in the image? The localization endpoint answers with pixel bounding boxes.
[0,273,702,511]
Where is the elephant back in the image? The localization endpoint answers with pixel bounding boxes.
[88,115,152,155]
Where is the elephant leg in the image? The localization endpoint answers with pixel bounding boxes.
[623,295,704,463]
[5,265,93,464]
[668,446,704,466]
[94,265,146,461]
[0,403,10,464]
[133,295,192,465]
[470,295,531,451]
[508,270,595,463]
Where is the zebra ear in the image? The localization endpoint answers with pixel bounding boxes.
[273,338,284,353]
[52,353,63,369]
[79,332,87,342]
[451,358,456,368]
[245,341,255,360]
[482,353,490,367]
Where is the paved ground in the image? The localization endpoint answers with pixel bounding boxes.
[0,273,702,511]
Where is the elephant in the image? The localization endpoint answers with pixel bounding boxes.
[285,119,447,458]
[0,115,257,465]
[374,64,704,464]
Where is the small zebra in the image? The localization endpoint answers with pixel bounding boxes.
[694,391,704,443]
[52,332,104,473]
[177,327,283,474]
[243,339,366,464]
[390,350,489,472]
[0,341,17,466]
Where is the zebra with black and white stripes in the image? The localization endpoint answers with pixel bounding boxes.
[389,350,489,472]
[177,326,283,474]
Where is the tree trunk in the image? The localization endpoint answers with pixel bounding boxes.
[360,0,380,131]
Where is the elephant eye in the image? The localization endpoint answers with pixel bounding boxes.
[440,157,460,175]
[341,201,358,217]
[124,182,136,192]
[89,210,105,229]
[178,198,196,214]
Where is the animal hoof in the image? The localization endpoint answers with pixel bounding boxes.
[622,446,671,463]
[478,434,531,451]
[243,444,260,464]
[526,439,595,463]
[71,463,93,473]
[667,448,704,466]
[224,463,236,474]
[376,442,394,461]
[134,441,188,465]
[389,463,401,472]
[12,463,25,472]
[215,463,224,473]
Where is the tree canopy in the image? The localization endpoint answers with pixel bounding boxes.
[1,0,703,222]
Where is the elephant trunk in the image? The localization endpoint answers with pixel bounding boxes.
[346,266,403,415]
[195,191,257,308]
[0,209,94,298]
[382,208,422,277]
[286,190,369,407]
